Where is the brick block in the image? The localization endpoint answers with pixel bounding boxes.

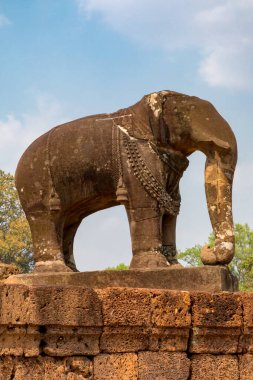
[138,352,190,380]
[94,353,138,380]
[100,326,149,353]
[191,354,239,379]
[191,292,242,327]
[239,354,253,380]
[191,326,241,353]
[151,290,191,327]
[149,327,189,351]
[240,293,253,353]
[149,290,191,352]
[190,292,242,353]
[96,288,151,326]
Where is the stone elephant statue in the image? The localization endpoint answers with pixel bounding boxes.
[15,90,237,272]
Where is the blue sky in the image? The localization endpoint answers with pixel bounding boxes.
[0,0,252,270]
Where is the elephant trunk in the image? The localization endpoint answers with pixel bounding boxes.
[201,148,237,265]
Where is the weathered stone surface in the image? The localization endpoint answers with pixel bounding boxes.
[100,326,149,353]
[6,266,237,291]
[0,285,248,359]
[191,327,241,353]
[190,292,242,353]
[97,288,151,326]
[97,288,192,352]
[41,327,101,356]
[191,293,242,327]
[94,353,138,380]
[0,263,20,281]
[0,326,40,357]
[239,354,253,379]
[138,352,190,380]
[149,290,191,351]
[0,285,192,356]
[149,327,189,351]
[0,287,252,378]
[191,354,239,379]
[0,325,101,358]
[3,353,253,380]
[0,357,15,380]
[151,290,191,327]
[240,293,253,353]
[0,284,102,326]
[98,289,191,353]
[0,356,93,380]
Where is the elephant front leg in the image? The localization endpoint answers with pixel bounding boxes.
[162,214,182,266]
[127,207,169,269]
[28,213,73,273]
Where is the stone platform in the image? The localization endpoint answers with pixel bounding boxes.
[5,265,237,291]
[0,284,252,379]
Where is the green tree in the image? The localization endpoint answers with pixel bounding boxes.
[178,223,253,291]
[105,263,129,270]
[178,245,202,267]
[0,170,34,272]
[230,224,253,291]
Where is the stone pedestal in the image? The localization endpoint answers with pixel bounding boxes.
[5,266,237,291]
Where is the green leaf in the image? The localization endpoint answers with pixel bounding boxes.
[0,170,34,272]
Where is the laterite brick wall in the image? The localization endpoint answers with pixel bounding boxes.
[0,285,252,379]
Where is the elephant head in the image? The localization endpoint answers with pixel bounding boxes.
[141,91,237,265]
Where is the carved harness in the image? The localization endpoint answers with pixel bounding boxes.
[110,116,189,216]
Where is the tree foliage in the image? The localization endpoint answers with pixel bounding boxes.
[178,223,253,291]
[105,263,129,270]
[178,245,203,267]
[230,224,253,291]
[0,170,33,272]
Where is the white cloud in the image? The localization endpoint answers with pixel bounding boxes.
[0,14,10,27]
[0,93,65,174]
[195,1,253,88]
[76,0,253,89]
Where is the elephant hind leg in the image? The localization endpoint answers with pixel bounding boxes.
[62,221,81,272]
[127,207,169,269]
[28,212,73,273]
